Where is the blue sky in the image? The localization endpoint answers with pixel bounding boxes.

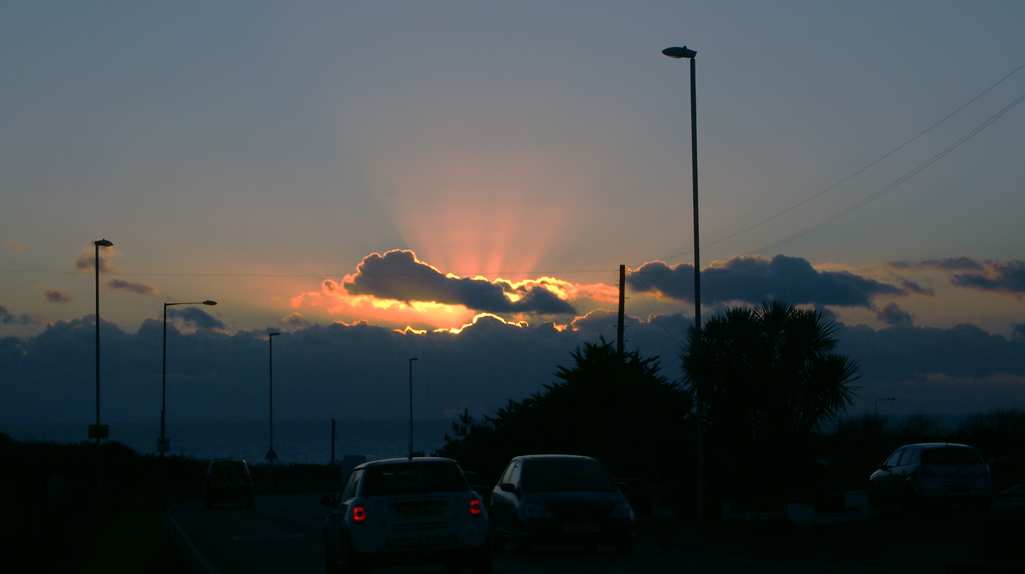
[2,2,1024,426]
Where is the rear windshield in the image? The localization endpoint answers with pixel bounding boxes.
[921,446,984,465]
[521,458,616,493]
[210,461,248,477]
[361,462,468,496]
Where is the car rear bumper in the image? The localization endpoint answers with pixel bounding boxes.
[519,518,633,546]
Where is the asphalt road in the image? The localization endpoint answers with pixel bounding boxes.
[165,493,1024,574]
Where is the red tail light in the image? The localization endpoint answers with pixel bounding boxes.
[352,505,367,522]
[470,498,482,516]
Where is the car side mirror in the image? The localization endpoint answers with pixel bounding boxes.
[320,494,339,508]
[499,482,517,494]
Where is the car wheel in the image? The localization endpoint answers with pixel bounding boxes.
[513,521,531,554]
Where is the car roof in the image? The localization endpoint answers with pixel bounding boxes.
[897,443,976,450]
[353,456,458,471]
[513,454,600,462]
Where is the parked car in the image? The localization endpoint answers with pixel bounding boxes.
[320,457,492,574]
[203,458,254,508]
[868,443,992,509]
[489,454,634,555]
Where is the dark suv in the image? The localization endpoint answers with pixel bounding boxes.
[489,455,634,554]
[203,458,254,508]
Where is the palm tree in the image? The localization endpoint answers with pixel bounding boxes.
[682,302,859,504]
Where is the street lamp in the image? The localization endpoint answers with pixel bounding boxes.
[91,238,112,493]
[92,239,113,446]
[408,357,418,459]
[267,333,280,464]
[160,300,217,455]
[663,44,704,520]
[875,397,896,417]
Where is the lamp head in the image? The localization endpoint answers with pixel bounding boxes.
[203,300,217,306]
[269,332,280,338]
[94,239,113,247]
[662,46,697,59]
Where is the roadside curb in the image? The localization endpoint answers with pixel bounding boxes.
[160,504,220,574]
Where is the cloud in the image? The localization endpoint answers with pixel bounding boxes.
[951,259,1025,295]
[74,247,121,274]
[0,304,37,325]
[876,302,913,326]
[166,306,225,329]
[630,254,904,308]
[43,289,73,304]
[342,250,576,316]
[890,255,985,272]
[1,308,1024,424]
[105,279,157,295]
[281,313,311,328]
[6,239,25,252]
[898,280,935,296]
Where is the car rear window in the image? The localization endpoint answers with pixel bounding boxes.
[921,446,984,465]
[361,462,468,496]
[521,458,616,493]
[210,461,248,477]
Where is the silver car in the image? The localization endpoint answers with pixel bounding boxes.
[868,443,992,509]
[321,457,493,574]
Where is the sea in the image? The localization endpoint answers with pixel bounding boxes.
[0,419,458,466]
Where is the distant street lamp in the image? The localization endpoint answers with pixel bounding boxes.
[160,300,217,455]
[92,238,112,492]
[663,44,704,520]
[268,333,280,465]
[875,397,896,417]
[408,357,418,459]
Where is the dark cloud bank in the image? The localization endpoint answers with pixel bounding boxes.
[630,254,904,307]
[2,310,1023,426]
[341,250,576,315]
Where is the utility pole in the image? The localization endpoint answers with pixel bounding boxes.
[615,264,626,475]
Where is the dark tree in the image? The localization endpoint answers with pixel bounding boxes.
[682,302,859,506]
[439,337,693,488]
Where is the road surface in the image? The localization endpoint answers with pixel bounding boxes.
[165,493,1023,573]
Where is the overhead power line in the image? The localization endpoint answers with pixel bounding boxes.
[660,60,1025,262]
[745,87,1025,256]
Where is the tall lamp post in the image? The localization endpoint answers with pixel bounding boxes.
[662,45,704,520]
[267,333,280,464]
[92,239,113,444]
[408,357,418,459]
[92,238,113,492]
[160,300,217,455]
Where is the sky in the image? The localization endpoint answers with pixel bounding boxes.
[2,2,1025,429]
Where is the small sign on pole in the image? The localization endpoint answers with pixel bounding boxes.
[88,424,109,439]
[265,448,278,461]
[157,438,170,453]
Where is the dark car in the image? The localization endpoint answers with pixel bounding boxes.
[204,458,254,508]
[488,455,634,555]
[869,443,992,510]
[320,457,493,574]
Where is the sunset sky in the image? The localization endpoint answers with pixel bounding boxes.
[2,2,1024,426]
